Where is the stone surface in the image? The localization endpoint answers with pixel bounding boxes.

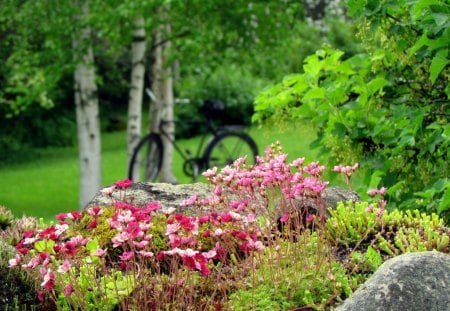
[336,251,450,311]
[86,182,360,217]
[86,182,211,214]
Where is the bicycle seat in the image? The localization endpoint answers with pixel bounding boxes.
[201,99,225,118]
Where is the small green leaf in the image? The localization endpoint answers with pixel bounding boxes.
[438,184,450,214]
[430,49,449,84]
[86,238,99,253]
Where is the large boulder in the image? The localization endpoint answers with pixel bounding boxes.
[86,182,359,217]
[336,251,450,311]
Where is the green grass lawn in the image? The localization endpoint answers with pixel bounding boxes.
[0,122,321,221]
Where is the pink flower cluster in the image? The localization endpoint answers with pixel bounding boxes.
[333,163,359,177]
[108,201,162,265]
[201,146,330,219]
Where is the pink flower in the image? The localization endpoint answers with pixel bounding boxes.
[37,290,45,302]
[367,189,378,197]
[220,213,233,223]
[55,213,68,222]
[165,223,181,236]
[100,185,116,196]
[64,284,74,298]
[213,186,222,196]
[180,194,198,207]
[280,213,289,223]
[8,254,21,267]
[41,269,55,290]
[114,179,133,189]
[94,248,107,257]
[145,202,159,212]
[202,249,217,259]
[214,228,224,236]
[133,240,149,248]
[87,219,97,229]
[365,205,374,213]
[137,251,154,257]
[203,167,217,178]
[120,251,135,261]
[57,260,71,273]
[87,206,103,216]
[68,211,82,220]
[306,214,315,223]
[292,157,305,168]
[246,213,256,223]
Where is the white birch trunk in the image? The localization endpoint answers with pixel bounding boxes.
[127,16,146,180]
[150,24,178,184]
[73,2,102,209]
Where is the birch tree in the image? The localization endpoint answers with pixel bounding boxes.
[127,16,147,180]
[150,22,178,184]
[73,2,102,208]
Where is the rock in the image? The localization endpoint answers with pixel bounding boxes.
[87,182,359,219]
[86,182,211,214]
[336,251,450,311]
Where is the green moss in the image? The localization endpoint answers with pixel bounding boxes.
[71,206,118,248]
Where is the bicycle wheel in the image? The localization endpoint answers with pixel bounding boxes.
[128,133,163,182]
[204,131,258,170]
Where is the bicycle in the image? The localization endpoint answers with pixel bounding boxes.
[128,89,259,182]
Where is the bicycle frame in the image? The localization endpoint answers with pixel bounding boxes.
[157,119,212,163]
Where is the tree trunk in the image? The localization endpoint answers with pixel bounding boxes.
[150,23,178,184]
[73,2,102,209]
[127,16,146,180]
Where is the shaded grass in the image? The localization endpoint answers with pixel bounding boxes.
[0,122,320,221]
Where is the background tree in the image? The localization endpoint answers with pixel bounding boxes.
[254,0,449,222]
[127,16,147,181]
[73,1,102,208]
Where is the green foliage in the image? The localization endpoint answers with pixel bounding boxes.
[228,232,360,310]
[0,240,41,309]
[326,201,450,259]
[253,0,450,221]
[57,262,136,311]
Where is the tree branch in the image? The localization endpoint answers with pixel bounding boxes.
[150,30,191,50]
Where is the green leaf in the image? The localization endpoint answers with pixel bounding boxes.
[438,183,450,214]
[34,240,55,253]
[367,77,389,95]
[430,49,449,83]
[369,170,385,189]
[302,87,325,100]
[86,238,99,253]
[365,246,382,270]
[346,0,365,16]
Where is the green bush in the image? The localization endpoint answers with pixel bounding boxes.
[253,1,450,222]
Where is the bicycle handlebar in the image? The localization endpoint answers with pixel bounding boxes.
[145,88,190,105]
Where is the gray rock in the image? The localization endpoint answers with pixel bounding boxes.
[86,182,211,214]
[87,182,359,219]
[336,252,450,311]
